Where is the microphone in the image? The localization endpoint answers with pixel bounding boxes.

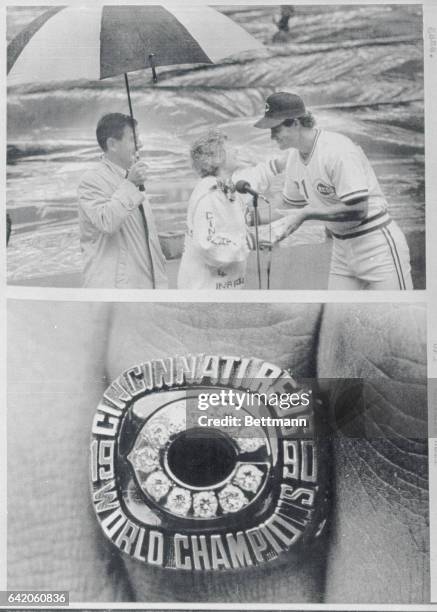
[235,180,270,204]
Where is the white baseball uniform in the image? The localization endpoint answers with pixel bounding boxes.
[282,129,412,290]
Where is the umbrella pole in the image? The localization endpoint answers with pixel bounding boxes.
[124,72,156,287]
[124,72,146,193]
[124,72,139,152]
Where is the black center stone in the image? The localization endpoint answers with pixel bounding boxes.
[167,428,237,488]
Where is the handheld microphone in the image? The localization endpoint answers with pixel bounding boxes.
[235,180,270,204]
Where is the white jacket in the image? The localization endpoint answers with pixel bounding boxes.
[177,159,282,290]
[78,157,168,288]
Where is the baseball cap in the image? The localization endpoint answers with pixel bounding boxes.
[254,92,306,129]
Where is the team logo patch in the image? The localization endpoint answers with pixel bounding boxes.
[315,181,335,197]
[90,355,329,571]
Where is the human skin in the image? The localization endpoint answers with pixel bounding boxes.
[318,303,428,602]
[7,301,428,603]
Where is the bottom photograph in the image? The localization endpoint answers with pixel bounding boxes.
[7,301,429,605]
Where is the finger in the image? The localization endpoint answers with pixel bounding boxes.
[130,163,144,175]
[318,304,428,603]
[7,301,134,602]
[105,303,327,603]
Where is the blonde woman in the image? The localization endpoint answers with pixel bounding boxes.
[177,129,287,290]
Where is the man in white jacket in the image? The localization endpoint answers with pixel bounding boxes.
[177,130,287,290]
[78,113,168,289]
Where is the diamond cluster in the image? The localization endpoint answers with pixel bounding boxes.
[128,406,269,519]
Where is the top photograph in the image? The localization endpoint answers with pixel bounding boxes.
[6,4,425,290]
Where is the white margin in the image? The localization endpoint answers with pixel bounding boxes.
[0,0,7,596]
[2,0,437,610]
[424,0,437,605]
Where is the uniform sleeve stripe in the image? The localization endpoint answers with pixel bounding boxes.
[340,189,368,202]
[283,194,306,205]
[269,159,280,175]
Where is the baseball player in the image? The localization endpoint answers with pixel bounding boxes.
[254,92,413,290]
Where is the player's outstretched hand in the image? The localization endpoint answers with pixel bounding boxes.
[274,209,305,240]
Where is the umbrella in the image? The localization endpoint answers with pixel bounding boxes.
[7,5,264,145]
[7,6,265,287]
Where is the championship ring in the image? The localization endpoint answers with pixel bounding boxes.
[90,355,329,571]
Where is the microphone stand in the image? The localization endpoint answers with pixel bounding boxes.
[252,194,262,290]
[266,200,272,290]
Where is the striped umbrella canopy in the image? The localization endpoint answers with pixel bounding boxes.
[7,5,264,86]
